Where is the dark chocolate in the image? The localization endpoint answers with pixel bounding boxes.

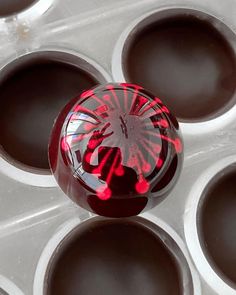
[0,54,100,170]
[124,14,236,122]
[0,0,38,17]
[198,165,236,287]
[46,218,182,295]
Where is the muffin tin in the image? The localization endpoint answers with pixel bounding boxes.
[0,0,236,294]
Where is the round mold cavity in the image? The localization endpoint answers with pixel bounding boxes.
[0,275,24,295]
[112,7,236,134]
[198,165,236,288]
[0,49,111,187]
[185,156,236,294]
[0,0,53,24]
[33,213,201,295]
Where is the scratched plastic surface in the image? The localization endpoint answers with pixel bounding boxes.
[0,0,236,294]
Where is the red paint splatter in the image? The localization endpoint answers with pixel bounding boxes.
[107,85,121,109]
[95,105,109,116]
[157,158,163,168]
[144,119,169,128]
[142,163,151,173]
[121,85,128,112]
[174,138,183,153]
[73,105,101,123]
[135,179,150,194]
[139,97,162,116]
[130,96,149,116]
[83,123,95,132]
[105,149,120,185]
[154,97,163,104]
[103,94,110,100]
[115,165,125,176]
[96,186,112,200]
[140,140,158,163]
[85,152,93,164]
[61,136,70,152]
[92,148,113,174]
[120,83,143,90]
[81,89,94,98]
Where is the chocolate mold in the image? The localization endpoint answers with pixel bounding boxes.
[0,1,235,294]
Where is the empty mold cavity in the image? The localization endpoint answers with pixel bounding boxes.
[198,164,236,289]
[43,217,194,295]
[0,50,109,172]
[114,8,236,123]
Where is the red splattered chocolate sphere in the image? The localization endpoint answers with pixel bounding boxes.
[49,83,183,217]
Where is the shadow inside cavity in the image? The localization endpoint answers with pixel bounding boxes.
[0,53,101,170]
[0,0,38,17]
[124,12,236,122]
[46,218,183,295]
[198,165,236,288]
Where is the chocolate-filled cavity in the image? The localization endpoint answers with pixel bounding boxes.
[123,12,236,122]
[45,218,183,295]
[0,52,105,170]
[198,165,236,288]
[0,0,38,17]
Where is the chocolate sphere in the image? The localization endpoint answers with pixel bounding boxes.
[49,83,183,217]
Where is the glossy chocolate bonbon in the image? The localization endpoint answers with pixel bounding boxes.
[49,83,183,217]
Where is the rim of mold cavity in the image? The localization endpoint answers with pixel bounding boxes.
[0,275,24,295]
[112,6,236,136]
[184,155,236,294]
[0,0,54,27]
[33,213,201,295]
[0,46,112,188]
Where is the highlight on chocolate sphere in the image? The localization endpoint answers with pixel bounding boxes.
[49,83,183,217]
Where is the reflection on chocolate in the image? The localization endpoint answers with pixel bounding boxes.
[124,14,236,122]
[198,165,236,287]
[49,83,183,217]
[46,218,182,295]
[0,53,101,170]
[0,0,38,17]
